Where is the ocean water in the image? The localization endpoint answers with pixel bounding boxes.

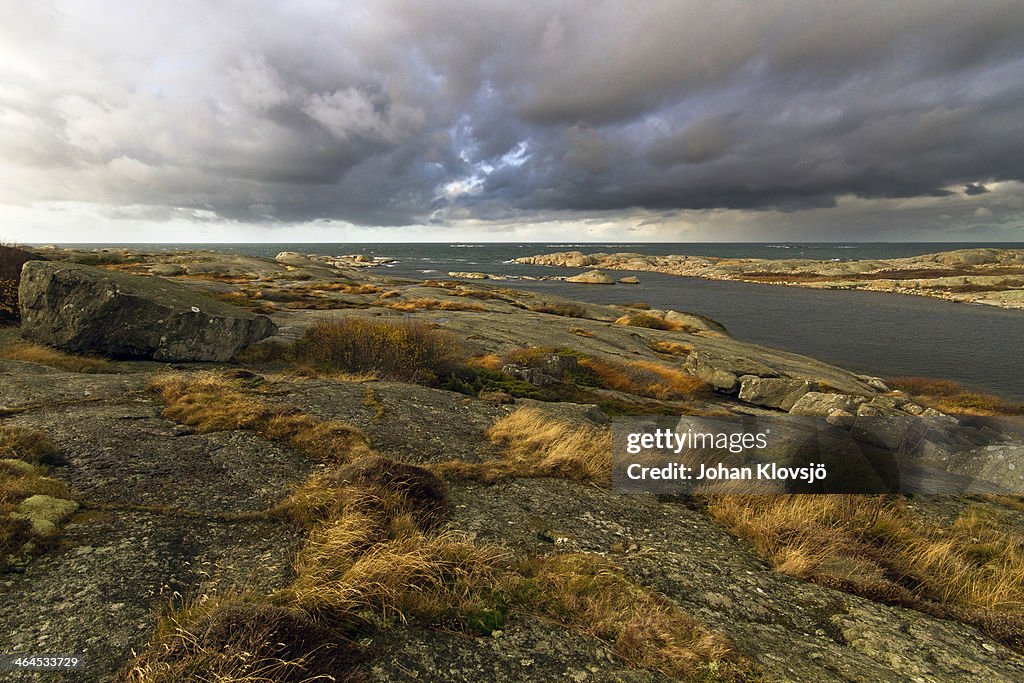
[52,242,1024,400]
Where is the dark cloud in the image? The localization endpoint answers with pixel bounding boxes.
[1,0,1023,229]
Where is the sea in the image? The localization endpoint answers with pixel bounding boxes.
[50,242,1024,400]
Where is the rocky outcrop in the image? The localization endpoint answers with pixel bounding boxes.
[566,269,616,284]
[19,261,276,361]
[516,248,1024,308]
[737,376,813,410]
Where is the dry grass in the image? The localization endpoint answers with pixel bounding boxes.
[118,596,365,683]
[509,553,744,679]
[431,408,611,485]
[465,353,504,372]
[527,302,589,318]
[614,313,682,331]
[889,376,1022,415]
[0,340,113,373]
[0,424,63,464]
[568,327,594,337]
[293,318,464,383]
[706,495,1024,650]
[149,372,372,463]
[384,297,485,312]
[580,358,707,400]
[648,340,694,356]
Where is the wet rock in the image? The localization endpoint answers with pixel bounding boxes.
[618,276,640,284]
[19,261,277,361]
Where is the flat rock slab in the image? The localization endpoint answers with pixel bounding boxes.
[0,511,301,682]
[448,479,1024,682]
[368,617,666,682]
[19,261,276,361]
[267,378,511,465]
[9,395,317,513]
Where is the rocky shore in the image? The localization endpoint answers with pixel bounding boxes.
[1,246,1023,681]
[515,248,1024,308]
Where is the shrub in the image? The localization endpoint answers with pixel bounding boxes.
[294,318,463,383]
[527,302,589,318]
[0,245,46,325]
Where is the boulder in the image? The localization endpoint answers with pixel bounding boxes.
[19,261,277,362]
[566,270,615,284]
[789,392,866,416]
[618,276,640,284]
[737,376,814,411]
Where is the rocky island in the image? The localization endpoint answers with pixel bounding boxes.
[1,245,1023,681]
[515,248,1024,308]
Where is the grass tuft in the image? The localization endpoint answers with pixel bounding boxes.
[432,408,611,485]
[0,340,113,373]
[148,372,371,463]
[707,495,1024,650]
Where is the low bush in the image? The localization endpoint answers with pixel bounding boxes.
[527,302,589,318]
[614,313,681,331]
[293,318,464,383]
[0,245,46,325]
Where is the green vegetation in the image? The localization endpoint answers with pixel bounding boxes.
[1,425,74,568]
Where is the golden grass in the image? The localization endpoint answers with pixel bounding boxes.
[614,313,682,331]
[889,376,1022,415]
[465,352,504,372]
[648,340,694,356]
[509,553,743,679]
[706,495,1024,650]
[431,408,611,485]
[384,297,485,312]
[0,340,113,373]
[581,357,707,400]
[148,372,371,463]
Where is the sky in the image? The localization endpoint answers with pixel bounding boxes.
[2,0,1024,243]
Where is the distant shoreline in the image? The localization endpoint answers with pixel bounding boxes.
[515,247,1024,310]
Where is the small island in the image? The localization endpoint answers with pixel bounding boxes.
[516,248,1024,308]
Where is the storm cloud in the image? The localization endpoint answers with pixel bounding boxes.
[2,0,1023,236]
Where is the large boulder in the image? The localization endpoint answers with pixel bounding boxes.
[19,261,277,361]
